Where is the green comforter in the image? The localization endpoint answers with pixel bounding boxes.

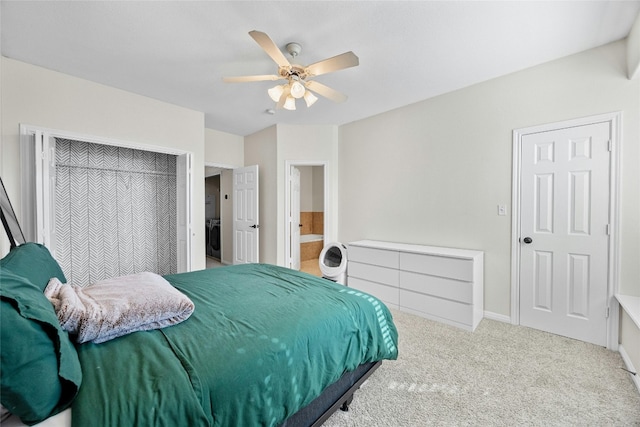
[71,264,398,426]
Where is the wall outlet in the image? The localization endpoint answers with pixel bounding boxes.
[498,205,507,216]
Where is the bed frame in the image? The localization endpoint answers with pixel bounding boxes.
[281,361,381,426]
[0,177,26,249]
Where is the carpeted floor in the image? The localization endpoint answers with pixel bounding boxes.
[325,309,640,426]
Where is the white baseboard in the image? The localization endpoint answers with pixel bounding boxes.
[619,344,640,394]
[484,311,511,323]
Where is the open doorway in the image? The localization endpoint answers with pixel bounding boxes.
[205,165,233,268]
[286,162,327,277]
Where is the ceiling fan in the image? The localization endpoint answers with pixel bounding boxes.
[223,30,359,110]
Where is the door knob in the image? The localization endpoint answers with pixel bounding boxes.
[522,237,533,244]
[250,224,260,229]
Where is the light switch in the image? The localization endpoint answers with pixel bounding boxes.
[498,205,507,216]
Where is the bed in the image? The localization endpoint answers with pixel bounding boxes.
[1,241,398,426]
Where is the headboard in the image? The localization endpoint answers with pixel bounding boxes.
[0,177,26,249]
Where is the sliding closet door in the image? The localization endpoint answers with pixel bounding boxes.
[54,138,178,286]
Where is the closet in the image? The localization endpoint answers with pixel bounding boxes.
[53,138,179,286]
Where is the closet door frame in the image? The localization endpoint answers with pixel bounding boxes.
[19,124,193,273]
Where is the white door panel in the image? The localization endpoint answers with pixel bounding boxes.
[176,153,191,272]
[290,166,301,270]
[233,165,259,264]
[520,122,610,346]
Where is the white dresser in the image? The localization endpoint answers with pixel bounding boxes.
[347,240,484,331]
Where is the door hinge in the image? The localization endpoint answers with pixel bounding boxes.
[605,307,610,318]
[606,224,611,235]
[608,140,612,152]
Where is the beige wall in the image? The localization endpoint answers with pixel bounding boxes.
[0,23,6,254]
[220,169,234,265]
[628,12,640,79]
[242,124,339,265]
[245,126,278,264]
[299,166,324,212]
[338,39,639,319]
[204,127,244,167]
[204,127,244,265]
[1,57,207,268]
[276,124,339,265]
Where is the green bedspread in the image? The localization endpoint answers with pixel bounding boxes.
[71,264,398,426]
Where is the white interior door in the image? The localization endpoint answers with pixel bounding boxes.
[33,131,56,250]
[176,153,192,272]
[290,166,301,270]
[233,165,259,264]
[519,122,611,346]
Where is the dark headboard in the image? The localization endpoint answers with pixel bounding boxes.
[0,177,26,249]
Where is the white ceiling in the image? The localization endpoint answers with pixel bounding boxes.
[2,1,639,136]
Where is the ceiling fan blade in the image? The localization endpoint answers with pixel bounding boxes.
[249,30,291,69]
[276,86,291,109]
[305,51,359,77]
[223,74,282,83]
[305,81,348,103]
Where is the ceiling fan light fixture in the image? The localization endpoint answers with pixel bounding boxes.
[304,91,318,107]
[268,84,284,102]
[225,31,357,111]
[290,80,306,99]
[283,96,296,110]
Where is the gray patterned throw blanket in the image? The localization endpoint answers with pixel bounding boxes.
[45,272,194,344]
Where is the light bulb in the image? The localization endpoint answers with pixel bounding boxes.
[304,91,318,107]
[268,85,284,102]
[290,80,305,99]
[283,96,296,110]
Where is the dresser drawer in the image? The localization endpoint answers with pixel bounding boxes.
[348,277,399,307]
[399,270,472,304]
[399,289,472,326]
[348,261,399,287]
[400,252,473,282]
[349,245,399,269]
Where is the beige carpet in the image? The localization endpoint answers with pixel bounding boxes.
[325,309,640,426]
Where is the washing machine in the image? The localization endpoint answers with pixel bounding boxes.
[319,242,348,285]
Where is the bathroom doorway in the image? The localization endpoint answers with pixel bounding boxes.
[286,162,326,277]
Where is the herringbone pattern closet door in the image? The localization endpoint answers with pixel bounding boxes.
[55,138,177,286]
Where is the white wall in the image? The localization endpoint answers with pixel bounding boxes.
[339,39,639,318]
[1,57,207,268]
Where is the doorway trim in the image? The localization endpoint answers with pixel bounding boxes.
[284,160,329,270]
[510,112,621,350]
